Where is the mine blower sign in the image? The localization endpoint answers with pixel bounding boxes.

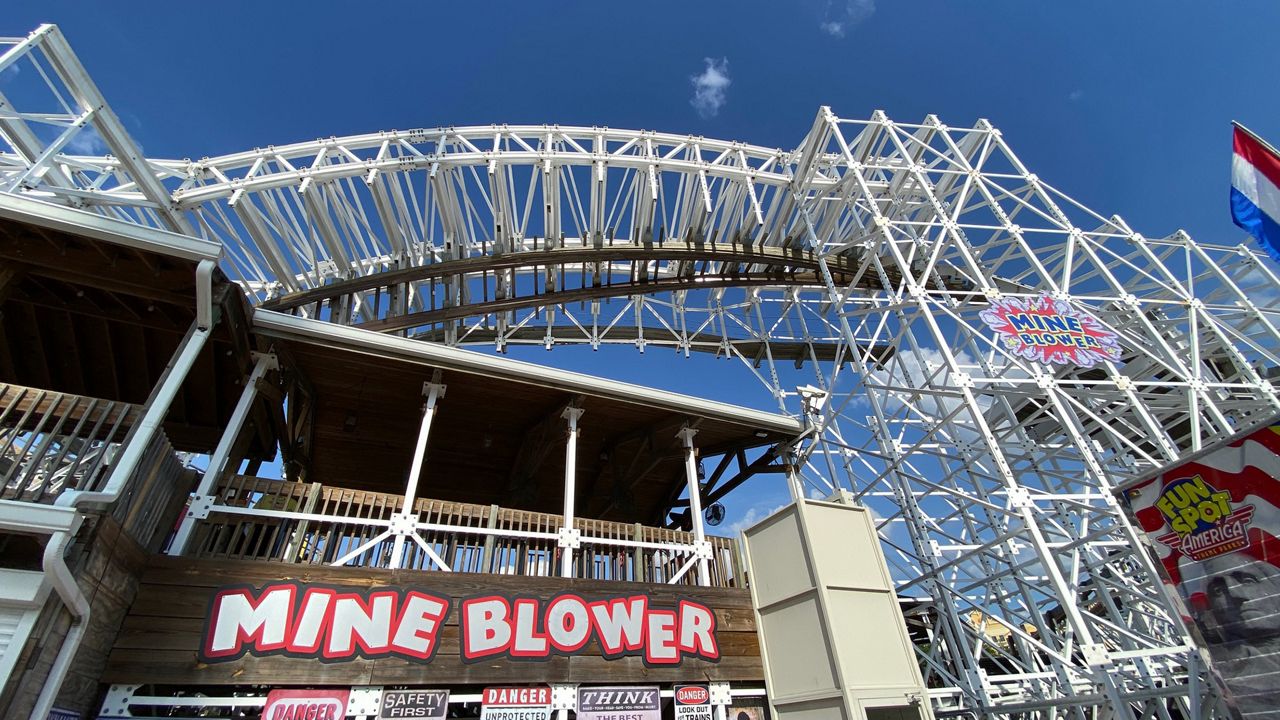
[199,583,721,667]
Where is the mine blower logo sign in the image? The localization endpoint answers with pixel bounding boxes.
[1152,475,1256,561]
[980,295,1122,367]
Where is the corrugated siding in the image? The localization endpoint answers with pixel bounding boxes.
[0,605,27,676]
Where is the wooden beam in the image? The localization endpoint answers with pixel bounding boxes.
[0,262,23,305]
[592,417,697,519]
[504,397,579,507]
[665,444,783,530]
[261,240,866,311]
[0,225,195,306]
[356,275,822,333]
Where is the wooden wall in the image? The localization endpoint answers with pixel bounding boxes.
[0,516,150,719]
[105,556,763,686]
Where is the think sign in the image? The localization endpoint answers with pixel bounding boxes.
[980,295,1122,367]
[577,686,661,720]
[379,689,448,719]
[480,686,552,720]
[673,685,712,720]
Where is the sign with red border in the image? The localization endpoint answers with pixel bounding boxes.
[199,582,720,667]
[262,689,349,720]
[980,294,1122,367]
[480,686,552,720]
[674,684,712,720]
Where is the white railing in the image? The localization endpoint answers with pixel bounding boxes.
[175,475,743,588]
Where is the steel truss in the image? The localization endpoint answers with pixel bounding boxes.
[6,24,1280,719]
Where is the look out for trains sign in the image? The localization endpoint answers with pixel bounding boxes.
[198,582,721,666]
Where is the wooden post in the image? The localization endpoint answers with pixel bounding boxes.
[481,504,500,573]
[285,481,323,561]
[632,522,644,583]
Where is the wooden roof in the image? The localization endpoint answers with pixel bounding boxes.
[0,199,276,460]
[0,195,802,527]
[259,313,801,526]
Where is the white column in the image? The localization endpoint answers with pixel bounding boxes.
[559,405,585,578]
[391,372,446,568]
[784,449,804,502]
[168,352,277,556]
[678,426,711,586]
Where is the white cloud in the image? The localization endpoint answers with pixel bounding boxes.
[689,57,731,119]
[820,0,875,37]
[725,502,785,535]
[65,126,108,156]
[1068,89,1084,102]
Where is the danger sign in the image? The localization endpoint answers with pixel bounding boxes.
[674,684,711,720]
[262,689,349,720]
[480,686,552,720]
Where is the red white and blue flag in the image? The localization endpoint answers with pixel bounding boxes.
[1231,122,1280,262]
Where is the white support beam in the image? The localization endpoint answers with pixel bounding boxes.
[167,352,277,555]
[677,425,711,587]
[559,404,585,578]
[390,371,446,568]
[36,25,193,234]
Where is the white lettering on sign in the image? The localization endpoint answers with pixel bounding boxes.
[201,584,719,667]
[204,585,296,659]
[589,597,647,656]
[392,592,450,659]
[379,689,449,719]
[327,591,397,657]
[482,686,552,706]
[576,685,662,720]
[263,689,349,720]
[481,686,553,720]
[460,594,719,666]
[199,583,450,662]
[674,684,711,720]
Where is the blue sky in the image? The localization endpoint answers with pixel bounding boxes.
[9,1,1280,530]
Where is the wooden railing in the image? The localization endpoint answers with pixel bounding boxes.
[179,475,743,588]
[0,382,195,551]
[0,383,140,503]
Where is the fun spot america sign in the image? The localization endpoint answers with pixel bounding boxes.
[198,582,721,666]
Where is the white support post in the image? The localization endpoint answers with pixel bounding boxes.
[559,404,585,578]
[678,425,711,587]
[168,352,277,556]
[390,371,445,568]
[784,449,804,502]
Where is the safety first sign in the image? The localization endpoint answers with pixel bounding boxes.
[673,685,711,720]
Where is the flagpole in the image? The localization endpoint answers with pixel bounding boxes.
[1233,120,1280,158]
